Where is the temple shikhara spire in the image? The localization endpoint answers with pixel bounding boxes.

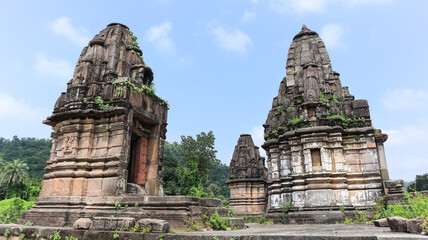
[19,23,225,230]
[227,134,267,215]
[260,24,395,222]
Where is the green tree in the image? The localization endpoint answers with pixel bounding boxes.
[162,141,181,195]
[407,173,428,192]
[0,159,29,187]
[178,131,217,195]
[0,137,51,179]
[208,160,230,198]
[180,131,217,178]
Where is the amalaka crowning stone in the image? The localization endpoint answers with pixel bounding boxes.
[19,23,224,230]
[227,134,267,215]
[261,25,395,220]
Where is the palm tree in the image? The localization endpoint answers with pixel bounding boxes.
[0,159,29,187]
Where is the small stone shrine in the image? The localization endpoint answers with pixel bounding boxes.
[227,134,268,215]
[19,23,223,230]
[262,25,394,221]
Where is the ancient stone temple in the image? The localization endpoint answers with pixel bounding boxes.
[227,134,267,215]
[262,25,390,221]
[20,23,222,230]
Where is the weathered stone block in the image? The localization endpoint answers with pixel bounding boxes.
[137,219,170,233]
[73,218,92,229]
[373,218,388,227]
[227,217,245,229]
[91,217,135,231]
[71,178,87,196]
[406,217,423,234]
[387,216,408,232]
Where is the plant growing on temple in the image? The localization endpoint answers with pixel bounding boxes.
[275,106,284,116]
[288,117,304,125]
[113,230,119,239]
[286,102,294,113]
[95,96,115,110]
[281,201,292,223]
[319,92,329,103]
[332,95,341,105]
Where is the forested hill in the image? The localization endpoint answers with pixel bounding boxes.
[0,137,51,179]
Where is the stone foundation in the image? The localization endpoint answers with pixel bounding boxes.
[227,179,266,215]
[20,196,224,231]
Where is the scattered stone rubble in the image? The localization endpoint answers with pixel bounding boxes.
[376,216,426,234]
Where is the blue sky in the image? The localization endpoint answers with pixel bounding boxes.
[0,0,427,181]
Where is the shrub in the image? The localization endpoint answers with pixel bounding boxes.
[376,191,428,219]
[0,197,34,223]
[203,211,229,230]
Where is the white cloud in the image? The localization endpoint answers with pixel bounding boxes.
[347,0,394,7]
[383,123,428,181]
[269,0,394,14]
[320,24,343,49]
[211,26,252,54]
[0,93,51,139]
[34,53,73,80]
[269,0,328,14]
[383,89,428,110]
[146,21,175,54]
[50,17,90,47]
[250,125,266,157]
[241,11,257,22]
[0,93,47,121]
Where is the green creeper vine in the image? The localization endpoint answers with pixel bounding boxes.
[95,96,115,110]
[275,105,284,116]
[288,117,304,125]
[113,77,155,96]
[286,102,294,113]
[124,28,145,64]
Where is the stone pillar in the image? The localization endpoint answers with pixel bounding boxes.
[375,133,389,180]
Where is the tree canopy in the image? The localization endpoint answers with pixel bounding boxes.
[0,136,51,179]
[407,173,428,192]
[162,131,229,199]
[0,159,29,187]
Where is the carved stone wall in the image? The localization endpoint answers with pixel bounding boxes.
[263,25,391,214]
[227,134,267,215]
